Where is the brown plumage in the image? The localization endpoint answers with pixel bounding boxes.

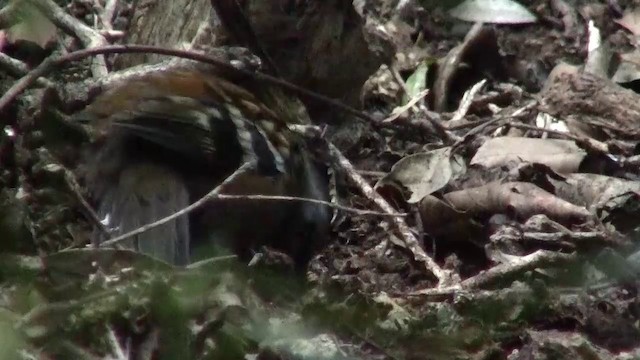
[75,66,331,268]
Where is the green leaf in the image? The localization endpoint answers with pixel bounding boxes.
[402,61,430,105]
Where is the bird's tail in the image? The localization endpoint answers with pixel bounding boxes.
[93,163,191,265]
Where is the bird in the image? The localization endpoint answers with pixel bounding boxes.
[73,63,331,268]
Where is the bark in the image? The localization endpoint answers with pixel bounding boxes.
[115,0,390,123]
[541,71,640,141]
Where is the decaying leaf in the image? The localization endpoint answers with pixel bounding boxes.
[443,181,591,223]
[551,173,640,232]
[471,137,586,174]
[6,1,56,48]
[377,147,467,203]
[449,0,537,24]
[612,51,640,84]
[615,7,640,36]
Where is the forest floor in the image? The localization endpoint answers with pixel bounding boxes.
[0,0,639,359]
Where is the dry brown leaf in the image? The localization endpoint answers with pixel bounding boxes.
[471,137,586,174]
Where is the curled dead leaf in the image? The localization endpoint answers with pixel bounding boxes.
[376,147,467,203]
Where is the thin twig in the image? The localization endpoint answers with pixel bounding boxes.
[327,141,455,287]
[460,250,576,289]
[419,104,456,144]
[388,64,455,144]
[508,122,609,153]
[187,255,238,270]
[0,45,377,125]
[450,79,486,122]
[98,0,118,31]
[62,167,110,237]
[0,53,54,87]
[99,162,255,248]
[97,172,407,250]
[215,194,407,217]
[450,100,538,153]
[390,64,411,97]
[408,250,577,296]
[106,326,127,360]
[381,89,429,123]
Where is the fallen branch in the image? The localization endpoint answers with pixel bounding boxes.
[327,141,456,287]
